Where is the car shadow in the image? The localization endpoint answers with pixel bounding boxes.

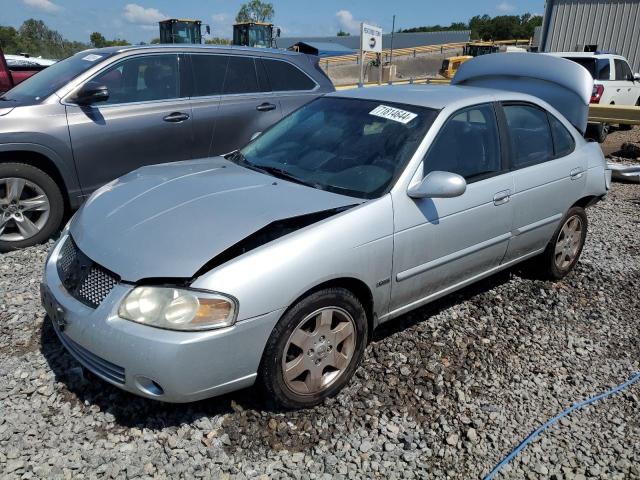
[40,263,531,427]
[39,318,262,428]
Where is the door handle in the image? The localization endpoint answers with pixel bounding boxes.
[163,112,190,123]
[570,167,584,180]
[493,190,511,206]
[256,102,276,112]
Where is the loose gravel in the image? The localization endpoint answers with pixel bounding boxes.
[1,182,639,479]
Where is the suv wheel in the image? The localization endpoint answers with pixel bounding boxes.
[258,288,368,409]
[0,163,64,252]
[539,207,588,280]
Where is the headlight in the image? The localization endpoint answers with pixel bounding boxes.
[118,287,237,331]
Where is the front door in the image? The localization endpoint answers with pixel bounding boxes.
[391,103,513,312]
[66,53,193,195]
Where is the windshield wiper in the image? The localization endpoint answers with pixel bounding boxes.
[252,165,323,190]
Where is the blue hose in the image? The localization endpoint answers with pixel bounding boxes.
[483,370,640,480]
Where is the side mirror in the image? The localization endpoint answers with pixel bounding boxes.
[634,73,640,82]
[407,171,466,199]
[275,27,281,38]
[72,82,109,105]
[250,131,262,141]
[205,25,211,35]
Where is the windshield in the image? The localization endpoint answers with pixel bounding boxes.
[563,57,610,80]
[239,97,437,199]
[2,50,115,102]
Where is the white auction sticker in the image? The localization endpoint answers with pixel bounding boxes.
[82,54,102,62]
[369,105,417,124]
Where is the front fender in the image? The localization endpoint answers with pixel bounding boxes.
[191,195,394,323]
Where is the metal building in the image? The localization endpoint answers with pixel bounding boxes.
[278,30,471,52]
[540,0,640,71]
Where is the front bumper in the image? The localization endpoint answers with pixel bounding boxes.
[41,234,284,403]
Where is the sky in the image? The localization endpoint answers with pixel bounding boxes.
[0,0,544,44]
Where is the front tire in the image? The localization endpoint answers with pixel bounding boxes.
[258,288,368,409]
[0,163,64,252]
[587,122,609,143]
[539,207,588,280]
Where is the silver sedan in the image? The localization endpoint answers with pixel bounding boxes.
[41,54,610,409]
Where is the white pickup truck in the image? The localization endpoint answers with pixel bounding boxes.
[547,52,640,142]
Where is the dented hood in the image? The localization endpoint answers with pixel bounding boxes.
[70,157,359,282]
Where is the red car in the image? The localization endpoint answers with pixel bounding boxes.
[0,47,48,94]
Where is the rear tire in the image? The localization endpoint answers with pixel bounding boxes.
[0,163,64,252]
[538,207,588,280]
[258,288,368,409]
[587,123,609,143]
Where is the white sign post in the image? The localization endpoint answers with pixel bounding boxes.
[359,22,383,86]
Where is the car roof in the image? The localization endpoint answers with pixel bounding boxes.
[546,51,625,60]
[83,44,306,57]
[330,84,523,110]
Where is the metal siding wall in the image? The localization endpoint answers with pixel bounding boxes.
[543,0,640,72]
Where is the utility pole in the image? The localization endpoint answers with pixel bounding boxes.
[390,15,396,65]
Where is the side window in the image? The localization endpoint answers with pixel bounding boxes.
[223,56,259,95]
[262,58,316,91]
[423,103,501,181]
[548,114,575,157]
[596,59,610,80]
[190,54,228,97]
[91,55,179,104]
[614,59,633,81]
[503,104,554,168]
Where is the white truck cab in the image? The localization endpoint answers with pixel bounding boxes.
[546,51,640,141]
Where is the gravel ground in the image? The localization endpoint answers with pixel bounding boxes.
[1,181,639,479]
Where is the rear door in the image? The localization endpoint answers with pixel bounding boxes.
[66,53,193,194]
[391,103,513,311]
[210,55,282,155]
[501,102,586,262]
[260,57,322,116]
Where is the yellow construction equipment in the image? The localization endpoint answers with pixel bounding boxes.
[159,19,209,44]
[439,55,473,78]
[232,22,280,48]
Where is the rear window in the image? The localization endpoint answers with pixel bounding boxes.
[223,56,259,95]
[563,57,610,80]
[262,59,316,91]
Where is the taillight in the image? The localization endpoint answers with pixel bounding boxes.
[590,84,604,104]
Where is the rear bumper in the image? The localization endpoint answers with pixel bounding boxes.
[41,234,283,403]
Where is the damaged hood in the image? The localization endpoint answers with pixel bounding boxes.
[70,157,359,282]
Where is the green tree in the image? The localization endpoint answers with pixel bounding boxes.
[205,37,232,45]
[337,30,350,36]
[150,37,161,44]
[235,0,274,23]
[90,31,107,48]
[0,26,21,52]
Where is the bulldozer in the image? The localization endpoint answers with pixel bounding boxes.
[232,22,280,48]
[159,19,210,44]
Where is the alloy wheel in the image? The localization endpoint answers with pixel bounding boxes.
[554,215,583,270]
[282,307,357,395]
[0,177,51,242]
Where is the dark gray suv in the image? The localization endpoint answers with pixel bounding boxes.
[0,45,334,250]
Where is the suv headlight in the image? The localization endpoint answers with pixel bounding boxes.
[118,287,237,331]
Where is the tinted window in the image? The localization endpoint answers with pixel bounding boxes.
[615,59,634,81]
[564,57,610,80]
[263,58,316,91]
[223,56,259,94]
[239,97,437,199]
[2,50,117,103]
[255,58,271,92]
[90,55,179,104]
[503,104,554,168]
[549,115,575,157]
[190,54,228,96]
[423,104,501,181]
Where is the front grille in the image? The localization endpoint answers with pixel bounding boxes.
[56,328,126,384]
[57,236,119,309]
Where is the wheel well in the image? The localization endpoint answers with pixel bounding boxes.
[295,278,375,337]
[0,151,70,213]
[572,195,599,209]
